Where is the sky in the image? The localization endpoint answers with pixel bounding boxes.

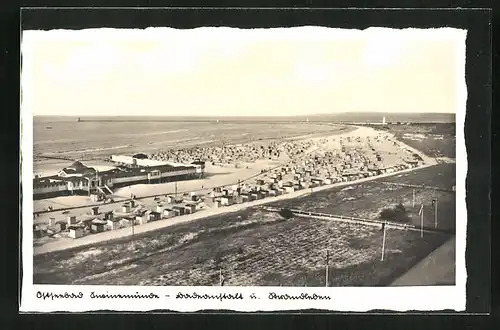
[21,27,466,117]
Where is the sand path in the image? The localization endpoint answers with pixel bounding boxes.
[391,236,456,286]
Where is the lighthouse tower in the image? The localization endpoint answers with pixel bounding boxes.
[382,116,386,125]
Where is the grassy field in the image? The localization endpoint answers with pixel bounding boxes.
[33,164,455,286]
[33,209,449,287]
[273,163,456,231]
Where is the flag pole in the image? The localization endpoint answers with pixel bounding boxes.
[132,217,134,236]
[219,268,224,286]
[325,249,329,287]
[434,198,438,229]
[420,205,424,238]
[381,223,387,261]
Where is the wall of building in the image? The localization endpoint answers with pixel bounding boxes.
[58,171,85,178]
[111,155,201,171]
[34,162,201,200]
[33,183,68,195]
[112,174,149,185]
[161,168,197,178]
[111,155,136,165]
[67,180,89,191]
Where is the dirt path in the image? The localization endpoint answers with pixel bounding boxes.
[390,236,456,286]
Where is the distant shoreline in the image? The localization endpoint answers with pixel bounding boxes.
[33,113,456,124]
[75,119,343,124]
[33,118,456,124]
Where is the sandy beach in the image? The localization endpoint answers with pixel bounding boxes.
[32,124,439,256]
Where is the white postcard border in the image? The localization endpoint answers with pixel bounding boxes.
[20,27,468,313]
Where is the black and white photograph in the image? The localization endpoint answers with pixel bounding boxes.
[20,19,468,312]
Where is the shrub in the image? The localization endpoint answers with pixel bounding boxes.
[279,208,294,219]
[379,203,410,223]
[380,208,397,221]
[394,203,406,214]
[214,251,223,265]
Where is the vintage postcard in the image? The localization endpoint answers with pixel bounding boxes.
[20,26,466,312]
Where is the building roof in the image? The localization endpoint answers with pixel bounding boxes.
[61,161,97,176]
[69,161,87,171]
[133,153,149,159]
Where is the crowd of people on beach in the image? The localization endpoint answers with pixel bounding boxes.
[148,133,406,172]
[149,139,321,166]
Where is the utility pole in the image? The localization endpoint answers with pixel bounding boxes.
[433,198,438,229]
[96,168,98,185]
[412,189,415,208]
[419,204,424,238]
[381,222,387,261]
[175,182,178,198]
[95,168,98,196]
[132,217,135,236]
[219,268,225,286]
[325,249,329,287]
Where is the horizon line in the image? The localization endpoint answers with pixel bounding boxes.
[33,112,456,117]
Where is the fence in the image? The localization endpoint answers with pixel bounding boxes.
[377,181,455,193]
[259,206,455,235]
